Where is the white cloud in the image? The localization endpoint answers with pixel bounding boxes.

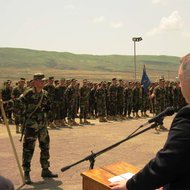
[152,0,168,5]
[147,11,184,35]
[93,16,105,23]
[110,21,124,29]
[64,4,75,10]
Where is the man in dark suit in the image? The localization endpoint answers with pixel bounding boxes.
[109,53,190,190]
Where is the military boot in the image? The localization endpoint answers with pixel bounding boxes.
[16,125,20,134]
[24,171,32,184]
[136,112,141,118]
[102,117,108,122]
[61,119,67,126]
[80,119,83,125]
[41,168,58,178]
[68,119,73,126]
[72,119,79,126]
[84,119,90,124]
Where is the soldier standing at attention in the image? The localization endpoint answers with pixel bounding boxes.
[108,78,118,121]
[11,78,26,133]
[0,80,13,124]
[54,78,67,127]
[18,73,58,184]
[117,79,125,120]
[124,81,133,119]
[151,77,168,132]
[79,79,91,124]
[65,79,78,126]
[132,82,141,119]
[89,83,97,119]
[44,76,56,128]
[95,82,107,122]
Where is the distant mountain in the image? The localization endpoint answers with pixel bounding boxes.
[0,48,179,72]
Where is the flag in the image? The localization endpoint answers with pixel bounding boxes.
[141,65,151,92]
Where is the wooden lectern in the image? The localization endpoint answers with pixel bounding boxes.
[81,161,139,190]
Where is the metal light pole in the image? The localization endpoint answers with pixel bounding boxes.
[132,37,142,80]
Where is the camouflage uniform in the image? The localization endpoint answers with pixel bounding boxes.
[132,82,141,118]
[141,86,149,117]
[173,83,180,112]
[0,81,13,122]
[165,82,174,108]
[124,84,133,118]
[44,77,56,126]
[18,73,57,184]
[153,85,165,115]
[108,80,118,119]
[152,79,167,132]
[95,84,107,121]
[79,82,90,123]
[54,82,67,126]
[15,75,50,173]
[11,78,26,132]
[149,83,156,115]
[117,81,124,117]
[89,84,97,118]
[65,79,78,125]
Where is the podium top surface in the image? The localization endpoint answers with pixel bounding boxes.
[81,161,139,188]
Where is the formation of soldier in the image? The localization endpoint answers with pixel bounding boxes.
[0,76,186,134]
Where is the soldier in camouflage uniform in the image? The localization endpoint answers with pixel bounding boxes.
[141,84,149,117]
[0,80,13,124]
[117,79,125,119]
[44,76,56,128]
[151,78,167,132]
[65,79,78,126]
[17,73,58,184]
[89,83,97,119]
[149,82,157,116]
[132,82,141,118]
[79,79,91,124]
[165,81,174,108]
[11,78,26,133]
[95,82,107,122]
[124,81,133,119]
[54,78,67,127]
[108,78,118,121]
[173,81,180,112]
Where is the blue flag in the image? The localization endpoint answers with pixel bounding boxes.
[141,65,151,92]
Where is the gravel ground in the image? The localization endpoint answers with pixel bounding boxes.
[0,114,174,190]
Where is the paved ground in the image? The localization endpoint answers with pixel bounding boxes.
[0,114,174,190]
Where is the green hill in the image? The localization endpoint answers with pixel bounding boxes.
[0,48,179,81]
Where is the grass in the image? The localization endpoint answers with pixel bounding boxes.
[0,48,179,82]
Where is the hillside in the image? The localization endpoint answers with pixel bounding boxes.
[0,48,179,81]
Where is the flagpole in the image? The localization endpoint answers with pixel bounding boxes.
[132,37,142,81]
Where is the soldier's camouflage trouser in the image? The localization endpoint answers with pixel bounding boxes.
[22,126,50,172]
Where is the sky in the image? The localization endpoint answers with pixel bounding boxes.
[0,0,190,56]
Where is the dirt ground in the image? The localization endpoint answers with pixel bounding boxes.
[0,114,174,190]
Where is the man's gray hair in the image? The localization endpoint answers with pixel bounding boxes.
[180,53,190,78]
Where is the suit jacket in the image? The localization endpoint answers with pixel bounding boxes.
[127,104,190,190]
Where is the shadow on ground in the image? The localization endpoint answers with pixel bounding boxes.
[19,178,63,190]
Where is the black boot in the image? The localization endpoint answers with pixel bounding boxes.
[41,168,58,178]
[24,171,32,184]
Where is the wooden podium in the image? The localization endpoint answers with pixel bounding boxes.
[81,161,139,190]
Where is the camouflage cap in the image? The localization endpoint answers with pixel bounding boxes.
[20,78,26,82]
[60,78,65,81]
[159,76,165,82]
[49,76,54,80]
[33,73,45,80]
